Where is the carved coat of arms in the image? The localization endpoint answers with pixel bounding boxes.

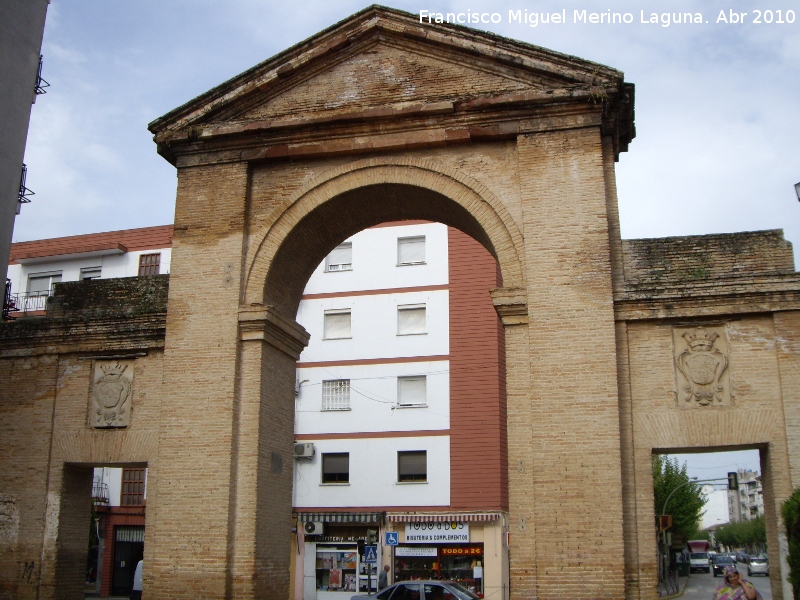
[92,361,133,427]
[676,327,728,405]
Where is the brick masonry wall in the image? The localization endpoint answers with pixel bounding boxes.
[147,161,249,599]
[623,315,795,599]
[0,354,59,600]
[622,230,795,286]
[516,127,625,599]
[448,226,507,510]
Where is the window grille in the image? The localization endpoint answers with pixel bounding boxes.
[322,453,350,483]
[138,253,160,276]
[398,451,427,482]
[322,379,350,410]
[398,304,426,335]
[121,468,146,505]
[325,243,352,272]
[398,236,425,265]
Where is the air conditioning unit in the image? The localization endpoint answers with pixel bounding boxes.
[304,521,324,535]
[293,442,315,459]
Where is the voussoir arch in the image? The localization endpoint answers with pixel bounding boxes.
[243,156,527,310]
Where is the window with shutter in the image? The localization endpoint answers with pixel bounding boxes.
[397,304,426,335]
[398,451,427,482]
[324,309,352,339]
[397,376,426,407]
[397,236,425,265]
[325,243,353,272]
[322,453,349,483]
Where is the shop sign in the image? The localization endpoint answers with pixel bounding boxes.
[440,546,482,556]
[405,521,469,543]
[396,546,438,557]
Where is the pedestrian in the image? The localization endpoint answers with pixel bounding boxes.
[378,564,390,590]
[131,560,143,600]
[713,566,761,600]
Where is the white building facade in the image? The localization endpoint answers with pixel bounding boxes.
[291,221,508,600]
[728,470,764,523]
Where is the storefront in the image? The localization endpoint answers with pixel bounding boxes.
[385,513,508,600]
[394,544,484,595]
[295,512,382,600]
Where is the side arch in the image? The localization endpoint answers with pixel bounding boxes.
[243,156,527,314]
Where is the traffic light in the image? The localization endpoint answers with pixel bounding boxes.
[366,529,378,544]
[658,515,672,531]
[727,471,739,490]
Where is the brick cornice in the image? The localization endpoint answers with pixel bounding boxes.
[490,287,528,326]
[238,304,310,359]
[614,275,800,321]
[0,315,166,357]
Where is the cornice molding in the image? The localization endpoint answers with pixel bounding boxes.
[238,304,310,359]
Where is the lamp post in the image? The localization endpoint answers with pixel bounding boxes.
[660,477,699,581]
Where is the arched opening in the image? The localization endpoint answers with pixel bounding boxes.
[235,170,523,598]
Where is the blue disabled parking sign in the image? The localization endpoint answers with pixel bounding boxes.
[364,545,378,563]
[385,532,399,546]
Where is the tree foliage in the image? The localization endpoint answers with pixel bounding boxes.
[652,455,706,540]
[782,488,800,600]
[713,516,766,552]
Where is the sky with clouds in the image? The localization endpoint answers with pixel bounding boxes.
[16,0,800,270]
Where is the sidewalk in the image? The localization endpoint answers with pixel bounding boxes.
[660,574,690,599]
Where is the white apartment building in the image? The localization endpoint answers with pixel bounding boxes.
[699,484,730,530]
[5,225,172,315]
[728,470,764,522]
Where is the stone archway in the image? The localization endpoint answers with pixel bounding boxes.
[243,157,526,313]
[229,158,528,599]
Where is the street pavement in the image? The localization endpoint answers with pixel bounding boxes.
[678,567,772,600]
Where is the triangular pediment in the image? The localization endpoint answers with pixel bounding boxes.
[224,38,554,126]
[150,6,628,139]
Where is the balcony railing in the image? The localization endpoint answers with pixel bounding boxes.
[92,482,109,504]
[8,291,51,315]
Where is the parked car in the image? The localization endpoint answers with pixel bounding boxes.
[748,557,769,576]
[351,580,480,600]
[736,551,750,564]
[711,554,736,577]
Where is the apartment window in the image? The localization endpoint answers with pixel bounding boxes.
[398,236,425,265]
[322,453,349,484]
[121,468,146,505]
[322,379,351,411]
[138,253,161,276]
[27,271,61,296]
[398,451,427,483]
[397,304,426,335]
[398,376,427,407]
[324,309,351,339]
[80,266,102,280]
[325,243,352,272]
